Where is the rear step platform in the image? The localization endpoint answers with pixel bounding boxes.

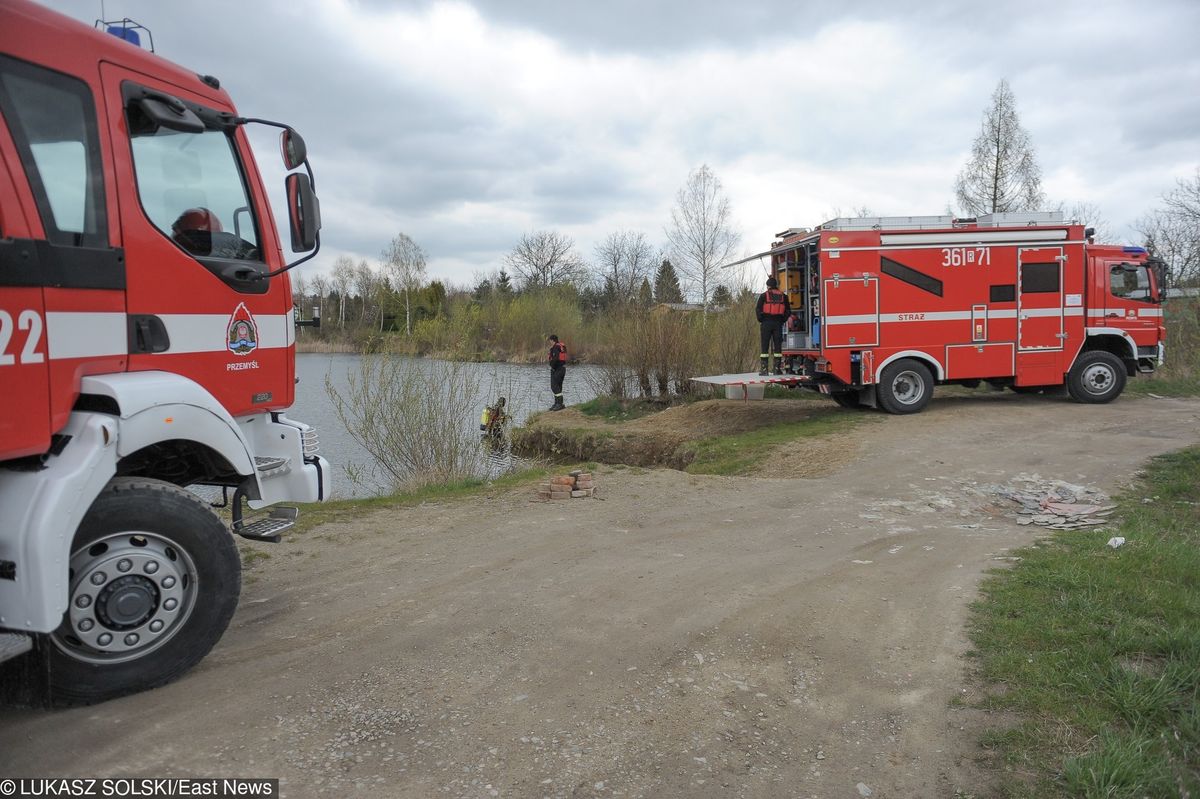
[233,506,298,543]
[0,631,33,664]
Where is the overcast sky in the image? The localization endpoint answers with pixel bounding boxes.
[43,0,1200,291]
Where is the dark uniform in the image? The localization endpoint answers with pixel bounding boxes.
[755,278,791,375]
[548,336,567,410]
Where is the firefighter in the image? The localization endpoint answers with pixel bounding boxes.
[480,396,510,440]
[755,276,791,375]
[170,207,223,256]
[548,334,567,411]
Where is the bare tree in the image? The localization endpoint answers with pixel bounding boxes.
[954,79,1044,215]
[593,230,655,304]
[352,259,377,325]
[381,233,427,336]
[309,274,329,324]
[330,255,355,327]
[505,230,585,290]
[1138,169,1200,289]
[665,164,741,310]
[1053,200,1115,243]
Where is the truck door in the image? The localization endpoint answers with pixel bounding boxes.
[823,274,879,348]
[1017,248,1064,351]
[0,135,50,460]
[1103,259,1160,341]
[0,54,124,457]
[99,62,293,417]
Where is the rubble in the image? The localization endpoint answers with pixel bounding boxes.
[990,477,1116,530]
[537,470,596,501]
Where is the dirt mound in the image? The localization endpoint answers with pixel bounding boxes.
[513,398,842,471]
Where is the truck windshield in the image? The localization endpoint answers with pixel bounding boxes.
[129,127,260,261]
[1109,264,1152,301]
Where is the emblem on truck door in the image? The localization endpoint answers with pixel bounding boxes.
[226,303,259,355]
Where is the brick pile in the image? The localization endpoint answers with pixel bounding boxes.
[537,470,596,500]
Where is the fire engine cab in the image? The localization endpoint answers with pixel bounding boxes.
[735,212,1165,413]
[0,0,330,704]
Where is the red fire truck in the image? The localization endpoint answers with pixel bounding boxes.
[732,212,1165,413]
[0,0,330,704]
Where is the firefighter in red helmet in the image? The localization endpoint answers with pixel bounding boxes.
[171,207,223,255]
[755,276,791,375]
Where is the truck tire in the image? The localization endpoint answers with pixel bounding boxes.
[43,477,241,706]
[1067,351,1126,404]
[877,358,934,414]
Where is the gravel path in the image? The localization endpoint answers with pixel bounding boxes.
[2,393,1197,798]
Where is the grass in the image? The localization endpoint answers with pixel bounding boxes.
[576,395,669,421]
[966,446,1200,798]
[289,465,554,532]
[683,410,864,475]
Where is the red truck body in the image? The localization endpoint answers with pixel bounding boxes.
[761,213,1164,411]
[1,0,328,704]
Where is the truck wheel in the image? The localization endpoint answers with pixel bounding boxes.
[1067,351,1126,404]
[44,477,241,706]
[831,391,862,409]
[877,359,934,414]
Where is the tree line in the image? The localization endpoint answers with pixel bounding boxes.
[296,78,1198,364]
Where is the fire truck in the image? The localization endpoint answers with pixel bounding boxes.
[730,212,1165,413]
[0,0,330,704]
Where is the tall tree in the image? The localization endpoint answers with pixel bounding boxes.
[381,233,427,336]
[638,277,653,308]
[330,255,355,327]
[309,274,329,325]
[954,79,1044,215]
[352,259,377,325]
[505,230,585,290]
[654,259,684,304]
[666,164,741,311]
[711,284,733,307]
[593,230,655,305]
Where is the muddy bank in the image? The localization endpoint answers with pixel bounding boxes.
[512,397,850,471]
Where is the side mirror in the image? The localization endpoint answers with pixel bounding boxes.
[134,92,205,133]
[280,128,307,170]
[285,172,320,252]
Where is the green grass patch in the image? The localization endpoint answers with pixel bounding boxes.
[1125,374,1200,397]
[967,446,1200,797]
[576,395,667,421]
[683,410,865,476]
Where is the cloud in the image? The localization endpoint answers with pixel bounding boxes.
[39,0,1200,285]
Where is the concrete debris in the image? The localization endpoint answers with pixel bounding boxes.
[988,476,1115,529]
[1107,536,1126,549]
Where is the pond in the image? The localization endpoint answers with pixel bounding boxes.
[291,354,605,498]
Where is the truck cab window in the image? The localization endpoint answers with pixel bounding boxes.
[1110,264,1150,301]
[0,55,107,247]
[128,121,260,262]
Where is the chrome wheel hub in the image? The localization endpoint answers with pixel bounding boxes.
[1082,363,1114,395]
[53,532,197,664]
[891,370,925,405]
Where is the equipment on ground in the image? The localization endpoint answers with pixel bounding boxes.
[716,213,1166,413]
[0,1,331,704]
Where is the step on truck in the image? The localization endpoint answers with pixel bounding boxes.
[729,212,1166,413]
[0,0,330,704]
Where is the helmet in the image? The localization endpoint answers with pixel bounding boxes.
[766,277,778,288]
[172,207,222,234]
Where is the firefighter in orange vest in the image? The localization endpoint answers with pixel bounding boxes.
[756,276,791,375]
[548,334,567,411]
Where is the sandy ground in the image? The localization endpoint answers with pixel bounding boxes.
[2,393,1198,798]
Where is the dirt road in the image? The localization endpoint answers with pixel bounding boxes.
[2,394,1198,798]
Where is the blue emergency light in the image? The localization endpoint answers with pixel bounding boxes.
[106,25,140,46]
[96,18,154,52]
[1122,246,1148,255]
